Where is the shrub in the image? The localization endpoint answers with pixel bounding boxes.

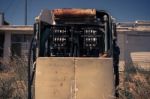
[119,64,150,99]
[0,57,28,99]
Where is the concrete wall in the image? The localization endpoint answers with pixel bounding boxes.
[117,31,126,71]
[117,22,150,70]
[3,31,11,60]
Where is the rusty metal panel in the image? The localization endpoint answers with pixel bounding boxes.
[35,57,74,99]
[52,8,96,18]
[75,58,114,99]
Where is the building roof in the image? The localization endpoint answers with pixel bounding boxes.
[0,25,33,31]
[117,21,150,32]
[0,21,150,33]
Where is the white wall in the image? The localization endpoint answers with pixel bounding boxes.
[3,32,11,60]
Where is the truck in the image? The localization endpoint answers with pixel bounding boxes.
[28,8,119,99]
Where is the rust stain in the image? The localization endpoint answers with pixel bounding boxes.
[55,71,58,74]
[60,82,63,87]
[52,8,96,18]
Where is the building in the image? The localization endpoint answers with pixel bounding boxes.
[117,21,150,70]
[0,25,33,60]
[0,13,150,70]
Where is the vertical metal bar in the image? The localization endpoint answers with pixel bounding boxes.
[35,23,39,60]
[28,23,38,99]
[108,18,112,54]
[104,15,108,52]
[28,38,33,99]
[70,27,74,56]
[25,0,27,25]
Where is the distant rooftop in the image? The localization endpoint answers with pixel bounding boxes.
[0,25,33,31]
[0,21,150,32]
[117,21,150,32]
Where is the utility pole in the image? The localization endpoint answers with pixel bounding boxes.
[25,0,27,25]
[26,0,30,98]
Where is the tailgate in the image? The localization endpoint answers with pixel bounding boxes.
[35,57,114,99]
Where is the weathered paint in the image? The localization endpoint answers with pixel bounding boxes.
[52,8,96,18]
[75,58,114,99]
[35,57,75,99]
[35,57,114,99]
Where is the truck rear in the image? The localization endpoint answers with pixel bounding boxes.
[28,8,118,99]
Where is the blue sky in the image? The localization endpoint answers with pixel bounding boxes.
[0,0,150,25]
